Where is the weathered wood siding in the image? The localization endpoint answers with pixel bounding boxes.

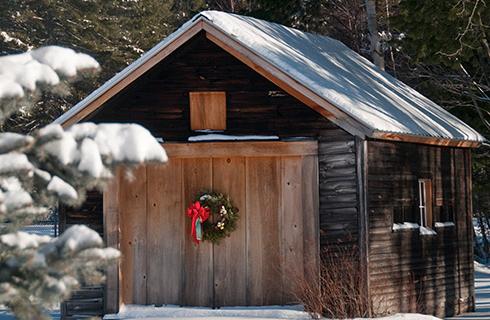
[59,190,103,236]
[367,140,474,317]
[318,133,359,254]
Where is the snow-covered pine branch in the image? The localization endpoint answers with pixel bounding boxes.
[0,46,167,319]
[0,46,99,120]
[0,122,167,229]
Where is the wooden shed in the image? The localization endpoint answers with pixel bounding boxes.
[56,11,484,319]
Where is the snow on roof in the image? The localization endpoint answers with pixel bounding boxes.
[55,11,484,144]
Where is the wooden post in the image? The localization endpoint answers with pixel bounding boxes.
[103,170,121,314]
[356,137,371,316]
[58,204,67,234]
[465,149,476,312]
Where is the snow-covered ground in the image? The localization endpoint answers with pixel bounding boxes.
[0,309,60,320]
[104,305,311,320]
[2,263,487,319]
[448,262,490,319]
[105,265,490,320]
[4,264,489,320]
[473,218,490,263]
[104,304,440,320]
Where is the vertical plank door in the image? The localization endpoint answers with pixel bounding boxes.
[246,157,282,305]
[114,141,319,308]
[146,160,184,304]
[212,157,247,306]
[280,157,305,303]
[119,165,147,304]
[182,158,214,306]
[103,169,121,313]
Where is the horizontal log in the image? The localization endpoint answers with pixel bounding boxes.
[318,140,355,154]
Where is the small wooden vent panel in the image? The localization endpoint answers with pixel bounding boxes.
[189,91,226,131]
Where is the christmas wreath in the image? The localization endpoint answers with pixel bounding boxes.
[186,191,239,244]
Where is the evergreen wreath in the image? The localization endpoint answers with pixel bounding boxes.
[186,191,239,244]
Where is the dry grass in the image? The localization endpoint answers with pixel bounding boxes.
[294,245,370,319]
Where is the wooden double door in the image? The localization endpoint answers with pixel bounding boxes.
[109,141,319,307]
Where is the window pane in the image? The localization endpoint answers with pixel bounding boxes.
[425,180,433,228]
[418,178,433,228]
[394,207,404,224]
[434,206,442,222]
[441,205,454,222]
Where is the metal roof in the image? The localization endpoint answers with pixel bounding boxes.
[55,11,484,145]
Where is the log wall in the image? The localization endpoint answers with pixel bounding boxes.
[366,140,474,317]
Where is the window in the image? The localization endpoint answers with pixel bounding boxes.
[393,206,418,225]
[189,91,226,131]
[393,178,443,234]
[418,179,433,228]
[434,205,454,222]
[441,205,454,222]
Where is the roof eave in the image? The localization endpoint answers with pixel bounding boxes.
[371,130,483,148]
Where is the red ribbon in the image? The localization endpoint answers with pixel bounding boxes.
[186,201,210,244]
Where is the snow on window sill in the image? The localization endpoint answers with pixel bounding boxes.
[392,222,420,231]
[434,222,455,228]
[419,226,437,236]
[392,223,437,236]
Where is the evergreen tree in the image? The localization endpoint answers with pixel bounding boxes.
[393,0,490,133]
[0,46,167,319]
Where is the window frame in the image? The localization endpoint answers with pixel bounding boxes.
[418,178,433,228]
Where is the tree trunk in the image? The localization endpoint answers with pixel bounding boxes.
[365,0,385,70]
[478,211,489,261]
[484,212,490,262]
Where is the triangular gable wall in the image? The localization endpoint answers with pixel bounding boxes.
[86,32,347,141]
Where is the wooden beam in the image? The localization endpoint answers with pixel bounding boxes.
[371,131,481,148]
[355,137,371,316]
[60,21,205,127]
[203,24,372,139]
[103,170,121,313]
[163,141,318,158]
[464,150,476,311]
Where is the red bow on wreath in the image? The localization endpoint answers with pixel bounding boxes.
[186,201,210,244]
